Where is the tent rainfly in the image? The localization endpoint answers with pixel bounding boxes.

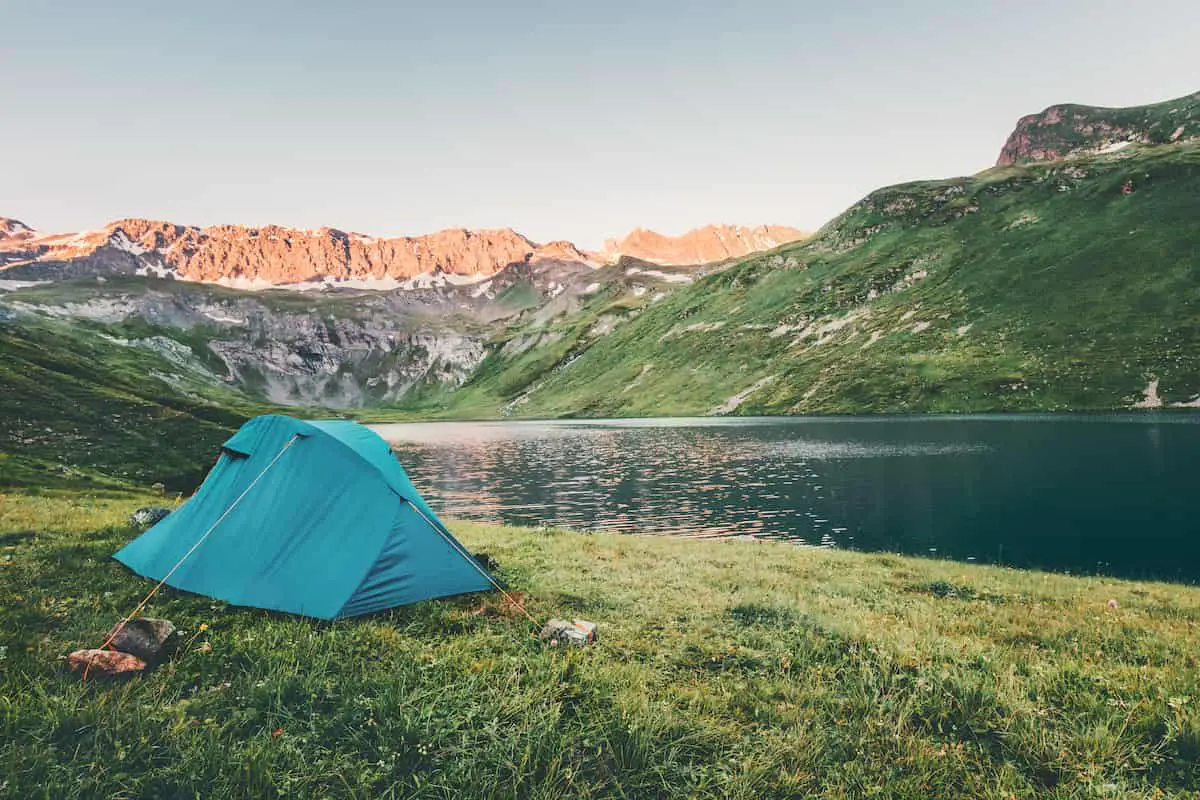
[114,414,494,620]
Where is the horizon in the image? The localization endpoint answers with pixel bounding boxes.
[4,1,1199,249]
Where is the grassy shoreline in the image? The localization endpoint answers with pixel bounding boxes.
[2,490,1199,798]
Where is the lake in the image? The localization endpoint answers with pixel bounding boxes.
[374,414,1200,583]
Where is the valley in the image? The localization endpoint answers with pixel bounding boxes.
[3,91,1199,488]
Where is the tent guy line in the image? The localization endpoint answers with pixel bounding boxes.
[86,434,301,678]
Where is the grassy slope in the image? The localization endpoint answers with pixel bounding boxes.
[0,312,259,491]
[1,491,1198,798]
[436,143,1200,418]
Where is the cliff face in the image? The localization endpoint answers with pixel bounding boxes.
[601,224,805,266]
[996,90,1200,166]
[0,219,558,285]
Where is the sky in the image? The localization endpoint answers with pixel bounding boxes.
[3,1,1199,250]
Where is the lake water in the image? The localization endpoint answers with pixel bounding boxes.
[374,415,1200,583]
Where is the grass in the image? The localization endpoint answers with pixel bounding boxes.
[423,142,1200,419]
[0,312,262,491]
[3,491,1199,798]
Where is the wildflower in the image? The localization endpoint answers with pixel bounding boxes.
[1107,599,1119,609]
[199,623,209,631]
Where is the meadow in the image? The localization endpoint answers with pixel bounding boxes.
[2,490,1198,798]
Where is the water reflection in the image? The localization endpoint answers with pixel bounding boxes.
[375,415,1200,582]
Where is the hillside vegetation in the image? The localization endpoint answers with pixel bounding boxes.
[437,143,1200,418]
[2,492,1198,798]
[0,311,257,490]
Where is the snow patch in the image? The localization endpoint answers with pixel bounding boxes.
[709,375,776,415]
[135,261,178,279]
[109,231,148,255]
[626,267,693,284]
[0,279,48,291]
[214,275,279,291]
[1133,378,1162,409]
[1096,140,1133,154]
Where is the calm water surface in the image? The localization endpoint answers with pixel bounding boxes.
[374,415,1200,583]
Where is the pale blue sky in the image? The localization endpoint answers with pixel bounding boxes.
[3,1,1198,248]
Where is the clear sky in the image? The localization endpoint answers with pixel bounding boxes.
[3,0,1198,249]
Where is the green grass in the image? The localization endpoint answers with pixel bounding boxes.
[436,143,1200,419]
[2,491,1199,798]
[0,311,266,491]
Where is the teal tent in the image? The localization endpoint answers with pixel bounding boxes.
[114,414,494,620]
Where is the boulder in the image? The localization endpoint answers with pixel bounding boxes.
[130,506,171,527]
[67,649,146,677]
[105,617,178,665]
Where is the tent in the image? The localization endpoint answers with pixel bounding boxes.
[114,414,494,620]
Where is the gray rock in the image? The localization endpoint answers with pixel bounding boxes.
[130,506,171,527]
[538,618,597,647]
[105,617,178,665]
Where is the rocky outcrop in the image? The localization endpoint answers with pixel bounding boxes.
[0,218,35,242]
[601,224,805,266]
[996,90,1200,166]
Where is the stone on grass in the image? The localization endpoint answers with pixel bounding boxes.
[538,618,597,647]
[106,617,178,665]
[67,649,146,677]
[130,506,172,527]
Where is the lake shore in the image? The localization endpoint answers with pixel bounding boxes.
[2,490,1199,798]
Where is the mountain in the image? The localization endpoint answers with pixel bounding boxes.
[427,94,1200,418]
[4,90,1200,489]
[0,218,800,288]
[996,91,1200,166]
[0,220,584,287]
[601,224,805,266]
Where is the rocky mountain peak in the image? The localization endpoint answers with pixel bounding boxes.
[601,224,806,266]
[0,217,36,242]
[996,90,1200,167]
[1,216,804,287]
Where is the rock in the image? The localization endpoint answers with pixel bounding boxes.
[67,648,146,677]
[105,617,178,665]
[538,618,597,647]
[601,224,805,266]
[130,506,171,527]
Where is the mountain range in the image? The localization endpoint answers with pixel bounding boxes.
[0,218,804,289]
[2,90,1199,488]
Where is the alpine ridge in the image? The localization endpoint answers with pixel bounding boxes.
[0,218,802,288]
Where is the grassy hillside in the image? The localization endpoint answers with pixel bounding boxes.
[0,310,260,491]
[2,491,1198,798]
[438,143,1200,418]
